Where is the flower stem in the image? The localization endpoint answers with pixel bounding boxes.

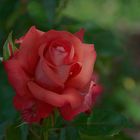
[42,114,55,140]
[29,125,41,140]
[51,112,55,128]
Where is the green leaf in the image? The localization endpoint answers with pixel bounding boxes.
[64,126,80,140]
[59,128,66,140]
[48,126,80,140]
[42,0,61,28]
[20,123,29,140]
[41,116,56,140]
[5,123,22,140]
[80,132,133,140]
[48,131,59,140]
[3,32,17,61]
[73,109,131,136]
[27,1,47,28]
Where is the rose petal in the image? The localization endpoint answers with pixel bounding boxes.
[52,46,68,65]
[35,59,64,91]
[13,95,34,110]
[15,27,43,44]
[39,30,84,63]
[56,65,70,83]
[93,84,103,97]
[27,81,84,109]
[60,81,100,120]
[16,26,44,75]
[15,36,25,44]
[47,39,73,66]
[38,43,72,87]
[14,95,53,123]
[3,59,30,96]
[66,44,96,90]
[74,28,85,42]
[68,62,82,78]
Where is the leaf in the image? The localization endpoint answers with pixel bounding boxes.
[27,1,47,28]
[0,63,17,139]
[0,121,9,139]
[48,126,80,140]
[73,109,131,136]
[5,123,22,140]
[59,128,66,140]
[64,126,80,140]
[20,123,29,140]
[3,32,17,60]
[48,131,59,140]
[80,132,133,140]
[42,0,62,27]
[85,28,123,57]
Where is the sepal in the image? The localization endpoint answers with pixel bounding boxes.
[3,32,17,60]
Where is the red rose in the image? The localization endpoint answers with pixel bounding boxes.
[3,26,97,122]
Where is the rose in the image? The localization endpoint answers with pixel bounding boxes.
[3,26,97,123]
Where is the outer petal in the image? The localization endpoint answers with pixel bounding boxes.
[93,84,103,98]
[3,59,30,96]
[13,95,34,110]
[60,81,101,120]
[14,95,53,123]
[66,44,96,90]
[15,36,25,44]
[16,26,44,75]
[74,28,85,42]
[27,81,84,109]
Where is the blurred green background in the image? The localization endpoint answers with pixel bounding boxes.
[0,0,140,140]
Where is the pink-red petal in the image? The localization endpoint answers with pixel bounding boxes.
[68,62,82,78]
[39,30,84,62]
[66,44,96,90]
[14,95,53,123]
[35,59,64,91]
[60,81,100,120]
[3,59,30,96]
[74,28,85,42]
[16,26,44,75]
[27,81,84,109]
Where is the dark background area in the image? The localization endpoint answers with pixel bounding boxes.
[0,0,140,140]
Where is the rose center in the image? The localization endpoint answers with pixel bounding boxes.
[54,46,67,56]
[52,46,68,65]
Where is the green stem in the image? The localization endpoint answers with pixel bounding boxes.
[42,114,55,140]
[29,125,41,140]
